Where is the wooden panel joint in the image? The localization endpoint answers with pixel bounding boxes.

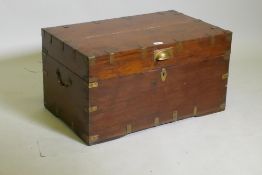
[175,41,183,52]
[109,52,115,64]
[210,35,216,46]
[141,47,147,59]
[224,50,231,60]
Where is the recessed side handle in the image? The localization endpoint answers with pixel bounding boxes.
[154,47,173,61]
[56,69,72,88]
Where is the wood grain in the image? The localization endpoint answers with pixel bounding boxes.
[42,10,232,145]
[42,10,232,81]
[89,56,229,142]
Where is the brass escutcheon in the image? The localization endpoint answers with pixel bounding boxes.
[161,68,167,82]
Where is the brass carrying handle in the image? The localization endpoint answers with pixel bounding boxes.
[154,47,173,61]
[56,69,72,88]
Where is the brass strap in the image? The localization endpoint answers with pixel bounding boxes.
[173,111,178,121]
[193,106,198,116]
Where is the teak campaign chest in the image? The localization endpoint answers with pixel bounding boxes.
[42,10,232,145]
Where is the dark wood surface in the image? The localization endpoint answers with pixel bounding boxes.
[42,10,232,145]
[43,54,90,141]
[89,55,229,142]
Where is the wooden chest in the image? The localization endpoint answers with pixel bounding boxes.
[42,10,232,145]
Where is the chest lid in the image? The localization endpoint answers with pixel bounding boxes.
[42,10,232,81]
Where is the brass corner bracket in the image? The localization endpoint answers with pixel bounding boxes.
[173,111,178,121]
[154,117,160,126]
[126,124,132,134]
[88,106,98,113]
[89,135,99,143]
[89,82,98,89]
[222,73,229,80]
[193,106,198,116]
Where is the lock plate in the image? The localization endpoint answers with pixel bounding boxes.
[154,47,173,61]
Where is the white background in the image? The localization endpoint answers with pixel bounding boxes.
[0,0,262,175]
[0,0,262,57]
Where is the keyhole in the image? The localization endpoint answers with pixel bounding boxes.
[161,68,167,82]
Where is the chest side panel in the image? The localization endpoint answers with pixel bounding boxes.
[43,54,90,142]
[88,55,229,144]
